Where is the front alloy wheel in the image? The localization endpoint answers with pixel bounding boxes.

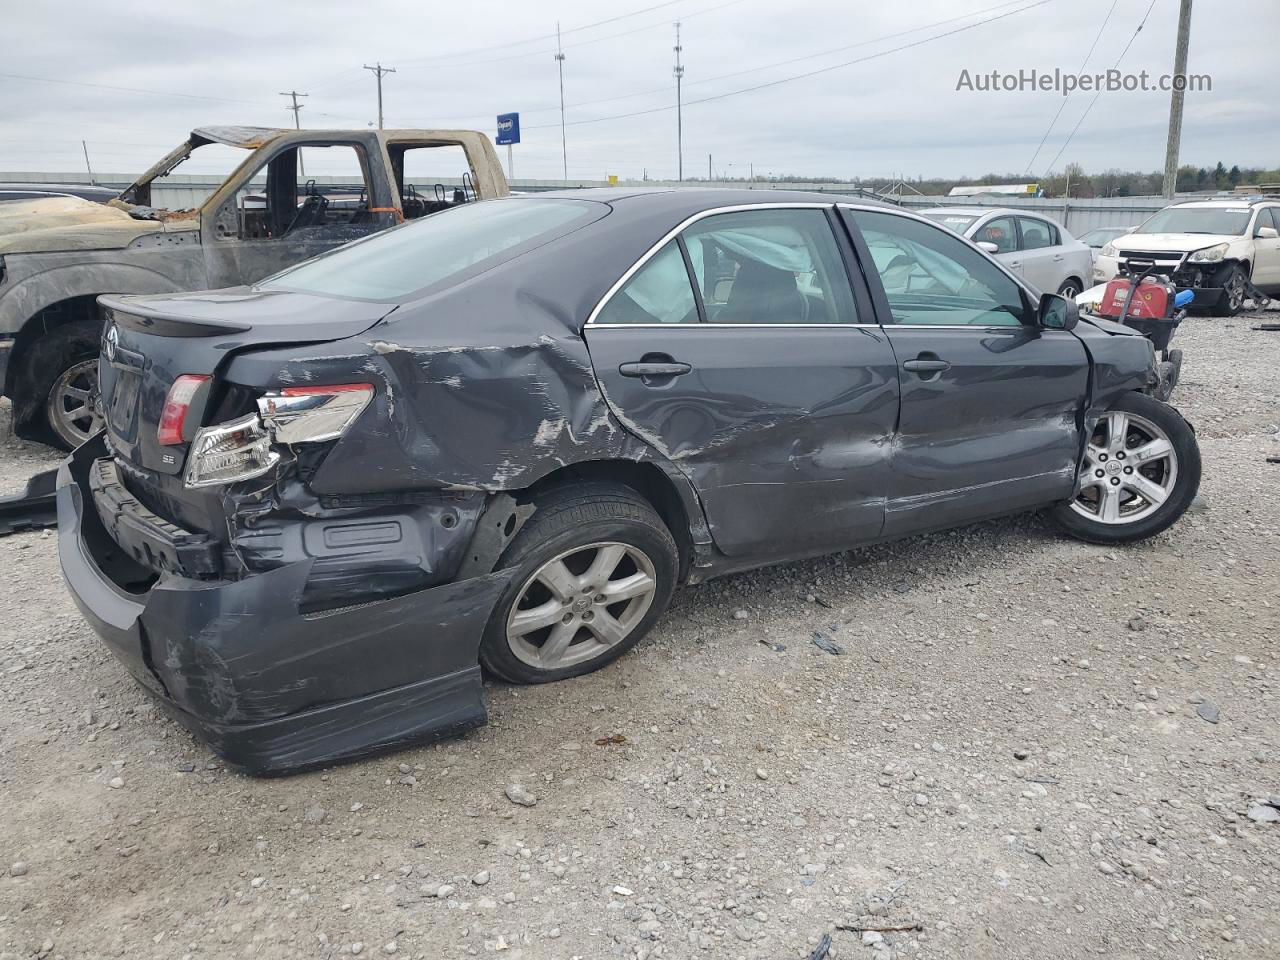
[1071,410,1177,525]
[1051,391,1200,545]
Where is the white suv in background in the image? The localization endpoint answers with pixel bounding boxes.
[1092,197,1280,316]
[920,207,1093,298]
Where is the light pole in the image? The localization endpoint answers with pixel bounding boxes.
[673,21,684,182]
[555,24,568,179]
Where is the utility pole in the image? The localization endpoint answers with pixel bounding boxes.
[708,154,712,181]
[279,90,310,175]
[362,63,396,130]
[1161,0,1193,199]
[81,140,96,186]
[673,22,684,182]
[554,24,568,179]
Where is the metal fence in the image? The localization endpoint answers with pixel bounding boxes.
[3,170,1184,234]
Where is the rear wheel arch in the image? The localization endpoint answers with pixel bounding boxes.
[519,459,699,583]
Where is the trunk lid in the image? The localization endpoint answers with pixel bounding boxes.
[99,288,393,480]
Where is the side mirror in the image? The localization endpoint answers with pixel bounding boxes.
[1039,292,1079,331]
[976,240,1000,254]
[1256,226,1279,240]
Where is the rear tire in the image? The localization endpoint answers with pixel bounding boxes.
[1057,278,1083,300]
[478,482,679,684]
[21,320,103,450]
[1050,391,1200,545]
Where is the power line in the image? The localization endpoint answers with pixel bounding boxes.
[524,0,1056,131]
[1040,0,1159,177]
[1024,0,1118,172]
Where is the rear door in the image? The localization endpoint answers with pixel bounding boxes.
[584,204,900,558]
[1014,216,1058,293]
[841,206,1089,538]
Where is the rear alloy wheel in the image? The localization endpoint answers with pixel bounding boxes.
[1051,392,1200,545]
[46,358,103,449]
[1057,279,1082,300]
[479,483,678,684]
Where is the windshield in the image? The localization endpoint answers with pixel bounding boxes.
[922,212,979,234]
[262,198,604,300]
[1136,207,1251,236]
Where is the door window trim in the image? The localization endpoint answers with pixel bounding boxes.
[835,203,1037,330]
[585,202,879,329]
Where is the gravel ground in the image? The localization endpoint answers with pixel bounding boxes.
[1,313,1278,960]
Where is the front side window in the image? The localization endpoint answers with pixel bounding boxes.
[1255,208,1279,235]
[681,208,857,324]
[845,209,1027,327]
[973,216,1018,254]
[263,198,603,300]
[593,240,699,325]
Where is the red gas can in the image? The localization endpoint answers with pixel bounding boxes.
[1098,276,1175,320]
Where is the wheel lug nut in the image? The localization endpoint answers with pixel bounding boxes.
[582,611,594,622]
[595,593,606,602]
[1116,452,1126,460]
[561,613,574,624]
[1124,466,1133,474]
[1095,469,1104,477]
[1110,478,1121,486]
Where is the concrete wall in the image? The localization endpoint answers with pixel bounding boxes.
[3,169,1222,234]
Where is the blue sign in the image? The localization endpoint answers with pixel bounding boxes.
[496,113,520,146]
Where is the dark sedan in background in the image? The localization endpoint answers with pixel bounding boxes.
[57,189,1201,773]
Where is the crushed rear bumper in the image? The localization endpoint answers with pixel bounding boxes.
[56,437,511,775]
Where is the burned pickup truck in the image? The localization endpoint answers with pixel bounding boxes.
[0,126,508,448]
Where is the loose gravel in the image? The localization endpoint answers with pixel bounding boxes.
[1,312,1277,960]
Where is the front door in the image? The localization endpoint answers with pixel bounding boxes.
[202,138,396,288]
[843,206,1089,538]
[1252,207,1280,290]
[584,206,900,558]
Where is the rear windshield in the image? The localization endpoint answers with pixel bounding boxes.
[921,212,979,234]
[1135,207,1251,236]
[262,198,603,300]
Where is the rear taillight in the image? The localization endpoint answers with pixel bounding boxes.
[257,383,374,445]
[157,374,211,446]
[182,383,372,489]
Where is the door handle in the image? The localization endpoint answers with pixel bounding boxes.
[619,360,692,378]
[902,357,951,374]
[1053,254,1065,262]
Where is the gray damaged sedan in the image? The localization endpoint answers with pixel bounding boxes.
[57,189,1201,773]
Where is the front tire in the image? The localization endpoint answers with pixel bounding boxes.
[22,320,103,450]
[1210,263,1247,317]
[479,482,679,684]
[1051,391,1200,545]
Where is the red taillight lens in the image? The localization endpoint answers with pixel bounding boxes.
[157,374,211,446]
[279,383,372,397]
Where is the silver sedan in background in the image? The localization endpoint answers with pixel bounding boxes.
[920,207,1094,299]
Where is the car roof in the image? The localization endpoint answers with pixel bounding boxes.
[1172,198,1278,209]
[530,187,901,215]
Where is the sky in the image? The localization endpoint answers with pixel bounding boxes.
[1,0,1276,184]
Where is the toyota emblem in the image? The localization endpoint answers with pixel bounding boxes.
[103,324,119,363]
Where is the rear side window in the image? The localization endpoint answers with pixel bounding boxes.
[593,240,699,325]
[682,208,857,324]
[1018,217,1058,248]
[262,198,603,300]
